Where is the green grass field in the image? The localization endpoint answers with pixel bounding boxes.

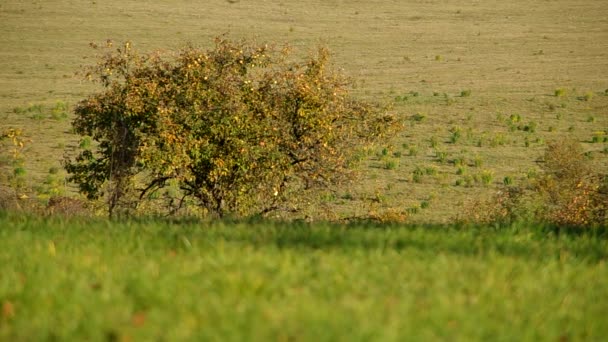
[1,213,607,340]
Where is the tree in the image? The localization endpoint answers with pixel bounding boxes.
[65,38,400,218]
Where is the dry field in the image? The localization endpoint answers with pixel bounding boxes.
[1,0,607,222]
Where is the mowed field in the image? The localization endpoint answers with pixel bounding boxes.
[1,0,607,222]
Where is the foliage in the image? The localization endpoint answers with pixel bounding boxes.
[463,140,607,227]
[65,38,400,217]
[0,128,30,210]
[536,140,607,226]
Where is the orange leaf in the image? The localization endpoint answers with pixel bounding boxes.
[2,301,15,319]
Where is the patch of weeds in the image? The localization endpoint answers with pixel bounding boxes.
[320,192,337,203]
[460,89,472,97]
[435,55,443,61]
[548,126,555,132]
[526,168,538,180]
[408,146,418,156]
[489,133,506,147]
[591,131,606,143]
[384,159,399,170]
[36,173,66,199]
[480,170,494,185]
[456,166,466,175]
[429,136,438,148]
[13,167,26,177]
[424,166,438,176]
[434,150,448,163]
[342,193,354,200]
[568,126,575,133]
[51,101,69,120]
[412,166,428,183]
[28,104,45,120]
[523,121,537,133]
[554,88,567,97]
[373,191,386,204]
[577,92,594,102]
[473,156,483,168]
[406,205,420,215]
[503,176,513,186]
[587,116,595,123]
[410,113,426,122]
[420,200,430,209]
[449,126,462,144]
[443,93,455,105]
[452,156,466,167]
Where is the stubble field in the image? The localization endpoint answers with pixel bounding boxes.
[1,0,607,222]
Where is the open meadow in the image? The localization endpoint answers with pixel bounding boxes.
[1,0,608,340]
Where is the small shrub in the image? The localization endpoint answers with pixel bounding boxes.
[578,92,593,102]
[367,208,408,223]
[412,167,425,183]
[50,101,69,120]
[410,113,426,122]
[480,170,494,185]
[473,156,483,168]
[13,167,26,177]
[384,159,398,170]
[591,132,605,143]
[523,121,537,133]
[408,146,418,157]
[435,150,448,163]
[449,126,462,144]
[465,140,607,226]
[460,89,472,97]
[554,88,567,97]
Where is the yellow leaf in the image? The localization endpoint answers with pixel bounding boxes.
[48,241,56,256]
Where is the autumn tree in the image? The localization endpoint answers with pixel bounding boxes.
[65,38,400,217]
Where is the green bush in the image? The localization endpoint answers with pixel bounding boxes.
[65,39,401,218]
[463,140,607,226]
